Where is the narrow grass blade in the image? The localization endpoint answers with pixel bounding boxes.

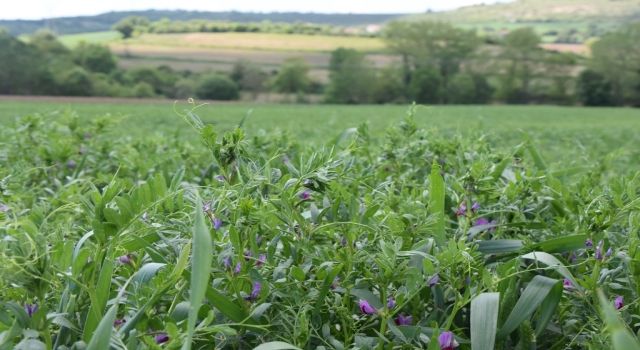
[597,289,640,350]
[477,240,523,254]
[253,341,302,350]
[497,275,561,338]
[183,198,213,350]
[429,161,445,245]
[521,251,578,288]
[86,302,117,350]
[471,292,500,350]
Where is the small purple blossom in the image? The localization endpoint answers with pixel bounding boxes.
[428,274,440,288]
[243,250,252,261]
[395,314,413,326]
[387,297,396,309]
[563,278,574,290]
[154,332,169,344]
[438,331,459,350]
[330,277,340,290]
[234,262,241,275]
[595,240,604,260]
[299,190,311,201]
[0,203,8,213]
[605,247,613,258]
[615,296,624,310]
[66,160,77,169]
[202,202,212,213]
[222,256,232,269]
[473,218,497,232]
[358,299,376,315]
[455,203,467,216]
[245,282,262,301]
[212,217,223,230]
[24,303,38,317]
[585,239,593,248]
[256,254,266,267]
[471,202,480,212]
[114,318,126,327]
[214,175,226,182]
[117,254,133,265]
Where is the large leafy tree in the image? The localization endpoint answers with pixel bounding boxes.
[325,48,375,104]
[590,23,640,105]
[384,21,480,102]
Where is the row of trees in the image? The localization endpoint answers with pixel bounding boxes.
[2,21,639,106]
[321,22,640,106]
[113,16,369,39]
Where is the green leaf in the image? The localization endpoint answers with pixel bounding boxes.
[253,341,302,350]
[86,302,117,350]
[132,263,167,284]
[477,240,523,254]
[428,161,446,245]
[183,198,213,350]
[83,254,114,342]
[530,235,587,253]
[521,251,578,287]
[205,287,247,322]
[471,293,499,350]
[597,289,640,350]
[497,276,561,338]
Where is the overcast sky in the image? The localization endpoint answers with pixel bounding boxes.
[1,0,512,20]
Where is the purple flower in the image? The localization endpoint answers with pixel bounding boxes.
[605,247,613,258]
[243,250,252,261]
[387,297,396,309]
[234,262,241,275]
[330,277,340,290]
[0,203,8,213]
[358,299,376,315]
[214,175,226,182]
[455,203,467,216]
[154,332,169,344]
[428,274,440,288]
[615,296,624,310]
[212,218,223,230]
[202,202,211,213]
[299,190,311,201]
[473,218,496,232]
[114,318,126,327]
[394,314,413,325]
[245,282,262,301]
[563,278,574,290]
[117,254,133,265]
[438,331,459,350]
[595,240,604,260]
[66,160,77,169]
[585,239,593,248]
[24,304,38,317]
[471,202,480,212]
[222,256,232,269]
[256,254,266,267]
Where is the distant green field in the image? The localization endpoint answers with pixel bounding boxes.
[58,30,121,47]
[1,100,638,166]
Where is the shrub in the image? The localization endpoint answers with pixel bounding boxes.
[576,69,615,106]
[196,74,239,100]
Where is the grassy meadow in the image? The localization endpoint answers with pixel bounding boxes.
[1,100,640,348]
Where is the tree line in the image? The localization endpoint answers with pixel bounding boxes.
[1,21,639,106]
[113,16,374,39]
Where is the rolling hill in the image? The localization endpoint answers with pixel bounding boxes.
[0,10,404,36]
[408,0,640,42]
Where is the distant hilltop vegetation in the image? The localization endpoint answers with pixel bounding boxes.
[0,10,405,35]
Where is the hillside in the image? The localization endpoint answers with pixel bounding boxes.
[408,0,640,42]
[0,10,403,35]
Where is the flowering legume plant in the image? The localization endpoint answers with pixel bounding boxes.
[0,106,639,350]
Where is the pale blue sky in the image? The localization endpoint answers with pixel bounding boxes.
[1,0,511,20]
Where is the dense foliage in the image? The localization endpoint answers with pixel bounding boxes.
[113,17,376,38]
[1,106,639,349]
